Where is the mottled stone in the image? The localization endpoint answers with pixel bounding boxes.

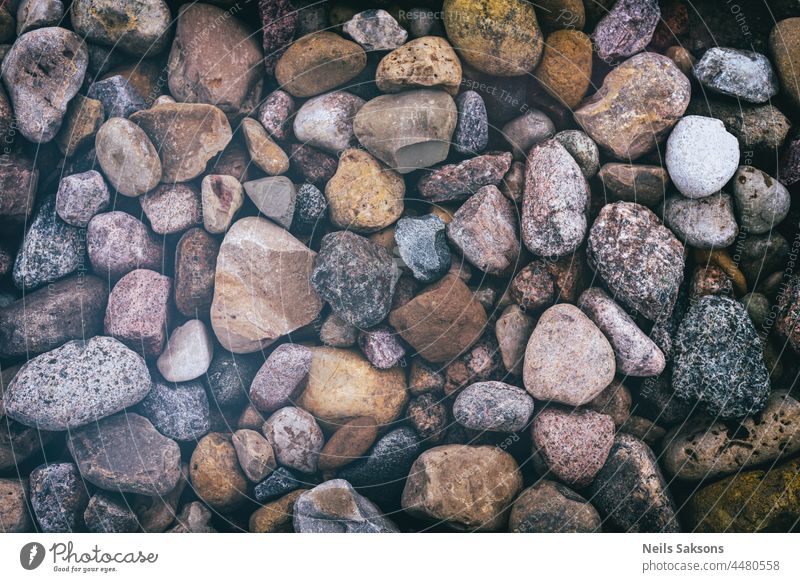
[495,305,535,376]
[253,467,304,503]
[293,91,363,154]
[243,176,296,229]
[140,183,202,235]
[453,381,533,432]
[262,407,323,474]
[687,98,790,153]
[201,174,244,234]
[358,326,406,369]
[259,0,297,74]
[29,463,88,532]
[376,35,460,94]
[732,166,790,234]
[167,501,215,533]
[189,432,248,511]
[71,0,171,55]
[250,343,312,413]
[87,75,145,118]
[694,48,778,103]
[319,312,358,348]
[16,0,63,35]
[104,269,170,358]
[84,492,139,533]
[454,90,488,155]
[598,163,668,207]
[535,30,593,108]
[0,479,32,533]
[291,183,328,235]
[0,154,37,225]
[241,118,289,176]
[501,110,555,159]
[289,144,338,187]
[258,90,294,141]
[138,378,210,442]
[205,351,259,408]
[249,489,304,532]
[664,192,738,249]
[771,18,800,107]
[587,379,631,427]
[174,227,218,317]
[87,211,163,280]
[395,214,451,283]
[592,0,659,61]
[55,170,109,227]
[510,480,600,533]
[232,429,276,482]
[418,152,513,203]
[777,276,800,352]
[95,117,162,197]
[294,479,399,533]
[406,393,448,443]
[55,95,104,157]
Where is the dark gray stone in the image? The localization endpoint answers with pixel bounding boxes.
[29,463,89,533]
[84,492,139,533]
[87,75,146,118]
[291,183,327,236]
[454,90,488,155]
[253,467,305,503]
[452,381,534,433]
[395,214,450,283]
[137,379,211,442]
[206,351,261,408]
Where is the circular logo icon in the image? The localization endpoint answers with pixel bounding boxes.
[20,542,46,570]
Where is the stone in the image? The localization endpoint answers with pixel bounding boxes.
[522,139,589,257]
[130,102,232,182]
[454,91,488,155]
[318,417,379,472]
[598,163,668,208]
[0,275,107,359]
[672,295,770,420]
[738,232,789,284]
[263,407,324,473]
[55,170,110,227]
[587,202,685,321]
[592,0,660,61]
[665,45,695,75]
[241,118,289,176]
[157,320,213,382]
[666,116,740,199]
[189,433,248,511]
[291,183,328,235]
[0,83,10,142]
[95,117,162,197]
[243,176,296,229]
[29,463,88,532]
[55,94,104,157]
[253,467,304,503]
[250,343,313,413]
[88,210,163,280]
[523,304,615,406]
[84,492,139,533]
[578,287,665,377]
[294,479,399,533]
[777,277,800,352]
[71,0,171,55]
[5,336,150,431]
[693,48,778,103]
[587,380,631,427]
[343,9,406,51]
[358,326,406,369]
[588,434,680,532]
[293,91,363,154]
[325,148,404,232]
[495,305,535,376]
[68,413,181,495]
[275,31,366,98]
[400,7,445,38]
[534,30,592,108]
[0,27,87,143]
[353,90,457,173]
[447,186,519,275]
[168,4,263,115]
[104,269,171,358]
[319,313,358,348]
[395,215,450,284]
[16,0,63,35]
[664,192,738,249]
[685,458,800,533]
[376,35,461,94]
[232,429,276,482]
[688,98,790,153]
[138,378,210,442]
[501,110,555,159]
[310,231,399,329]
[211,142,250,183]
[442,0,543,76]
[206,351,260,408]
[87,75,145,118]
[406,393,448,443]
[510,480,600,533]
[289,144,338,187]
[732,166,790,234]
[258,90,295,140]
[13,195,86,290]
[770,18,800,107]
[555,130,600,179]
[167,501,215,533]
[418,152,513,203]
[0,479,32,532]
[249,490,304,532]
[0,419,52,472]
[453,381,533,432]
[389,274,488,363]
[532,406,615,488]
[259,0,297,74]
[211,217,323,353]
[402,445,523,531]
[0,154,37,225]
[140,183,202,235]
[442,332,503,396]
[201,175,244,234]
[174,228,218,317]
[743,292,770,330]
[575,52,690,160]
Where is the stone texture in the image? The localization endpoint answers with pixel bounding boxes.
[87,211,163,280]
[292,183,328,235]
[29,463,88,532]
[138,378,210,442]
[71,0,171,56]
[189,433,248,511]
[694,47,778,103]
[174,227,219,317]
[55,170,109,227]
[262,407,324,473]
[294,479,399,533]
[201,175,244,234]
[418,152,513,203]
[293,91,363,154]
[598,163,669,208]
[501,110,555,159]
[157,319,214,382]
[16,0,63,35]
[343,9,407,51]
[253,467,303,503]
[395,214,451,283]
[592,0,660,61]
[495,305,535,376]
[249,490,304,532]
[664,192,738,249]
[243,176,296,229]
[140,183,202,235]
[376,35,461,94]
[87,75,145,118]
[771,18,800,107]
[732,166,790,234]
[534,30,592,108]
[289,144,338,187]
[84,492,139,533]
[509,480,600,533]
[777,276,800,353]
[258,90,295,140]
[318,417,379,471]
[453,381,534,432]
[0,154,37,225]
[206,350,260,408]
[259,0,297,74]
[95,117,162,197]
[454,90,488,155]
[358,326,406,369]
[406,393,448,443]
[167,501,216,533]
[241,118,289,176]
[688,98,790,153]
[232,429,276,482]
[249,343,311,413]
[0,479,32,533]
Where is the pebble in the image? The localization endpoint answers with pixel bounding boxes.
[358,326,406,369]
[130,102,232,182]
[16,0,63,35]
[55,170,110,227]
[211,217,323,353]
[259,0,296,73]
[453,381,534,432]
[401,444,523,531]
[598,163,669,207]
[95,117,162,197]
[418,152,513,202]
[5,336,150,430]
[201,175,244,234]
[688,98,790,153]
[0,478,32,532]
[297,347,408,429]
[71,0,171,55]
[592,0,660,61]
[554,130,600,179]
[743,292,770,329]
[205,350,260,408]
[777,277,800,352]
[310,231,399,329]
[68,413,182,495]
[447,185,519,275]
[294,479,399,533]
[666,116,740,199]
[168,4,263,115]
[442,0,543,76]
[104,269,171,358]
[502,110,555,159]
[663,192,739,248]
[0,154,37,225]
[241,118,289,176]
[0,274,107,359]
[770,18,800,106]
[249,490,304,533]
[325,148,404,232]
[275,31,366,98]
[87,211,163,280]
[190,432,248,511]
[738,232,789,284]
[406,394,448,443]
[258,90,295,141]
[250,343,312,413]
[693,47,778,103]
[29,463,88,532]
[211,142,250,183]
[395,214,451,283]
[672,295,770,420]
[1,27,87,143]
[343,9,407,51]
[289,144,338,187]
[532,406,614,487]
[454,91,488,155]
[243,176,296,229]
[495,305,535,375]
[292,183,328,235]
[732,166,790,234]
[353,90,457,173]
[87,75,145,118]
[13,195,86,290]
[167,502,215,533]
[262,407,324,474]
[522,139,590,257]
[0,419,51,472]
[376,35,461,94]
[523,304,615,406]
[174,227,218,317]
[389,274,488,363]
[158,320,213,382]
[587,202,685,321]
[140,183,202,235]
[587,380,632,427]
[293,91,364,153]
[231,429,276,483]
[575,52,690,160]
[253,467,304,503]
[400,7,444,38]
[84,492,139,533]
[535,30,593,108]
[442,332,503,396]
[138,378,210,442]
[510,480,601,533]
[316,417,378,471]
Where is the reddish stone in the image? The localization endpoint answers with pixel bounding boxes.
[289,143,337,187]
[174,228,219,318]
[260,0,298,74]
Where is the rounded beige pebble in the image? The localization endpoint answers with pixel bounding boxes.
[95,117,161,197]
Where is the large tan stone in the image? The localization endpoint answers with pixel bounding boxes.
[376,36,462,94]
[189,433,248,512]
